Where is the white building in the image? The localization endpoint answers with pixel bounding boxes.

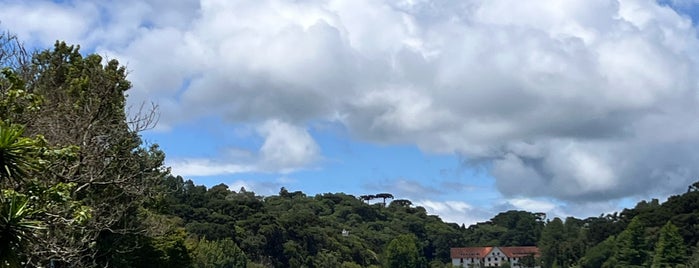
[451,246,540,267]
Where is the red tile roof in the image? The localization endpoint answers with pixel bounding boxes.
[451,246,539,259]
[450,247,493,258]
[500,246,540,258]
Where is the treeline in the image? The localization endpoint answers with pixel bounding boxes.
[153,177,699,267]
[2,33,699,267]
[155,178,471,267]
[537,184,699,268]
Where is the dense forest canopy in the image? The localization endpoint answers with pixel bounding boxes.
[1,32,699,267]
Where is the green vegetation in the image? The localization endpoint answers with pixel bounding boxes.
[2,32,699,267]
[384,234,421,268]
[652,221,686,267]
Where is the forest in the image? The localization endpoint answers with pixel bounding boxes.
[1,33,699,268]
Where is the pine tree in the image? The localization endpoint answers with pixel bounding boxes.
[652,221,686,267]
[615,217,648,267]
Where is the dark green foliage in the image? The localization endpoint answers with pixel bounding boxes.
[583,213,624,246]
[0,190,42,267]
[0,122,78,267]
[539,217,564,268]
[688,243,699,268]
[384,234,421,268]
[579,236,615,268]
[490,210,544,246]
[652,221,686,267]
[615,217,648,267]
[157,182,468,267]
[519,254,538,268]
[122,227,191,268]
[0,34,182,267]
[538,217,586,268]
[0,123,41,184]
[463,210,543,247]
[192,238,247,268]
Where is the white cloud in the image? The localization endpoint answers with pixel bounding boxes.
[0,1,97,47]
[506,198,557,214]
[3,0,699,207]
[416,200,491,226]
[168,119,321,176]
[257,119,321,173]
[169,158,256,177]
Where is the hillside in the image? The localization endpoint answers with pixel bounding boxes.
[153,176,699,267]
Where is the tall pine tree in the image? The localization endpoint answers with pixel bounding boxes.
[651,221,686,267]
[615,217,648,267]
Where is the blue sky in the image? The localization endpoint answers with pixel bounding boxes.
[2,0,699,225]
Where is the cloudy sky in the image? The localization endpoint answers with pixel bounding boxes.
[2,0,699,225]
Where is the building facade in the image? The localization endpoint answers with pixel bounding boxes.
[450,246,540,267]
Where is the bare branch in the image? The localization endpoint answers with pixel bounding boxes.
[127,101,160,132]
[0,30,30,70]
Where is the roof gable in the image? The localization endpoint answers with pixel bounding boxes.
[450,247,493,258]
[451,246,540,259]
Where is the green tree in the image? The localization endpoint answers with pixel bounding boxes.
[0,121,79,267]
[539,217,565,268]
[192,238,247,268]
[0,189,42,267]
[375,193,394,207]
[0,31,171,266]
[24,41,165,267]
[579,236,615,268]
[687,243,699,268]
[314,250,341,268]
[384,234,420,268]
[651,221,686,267]
[341,261,363,268]
[127,220,191,268]
[615,217,648,267]
[491,210,543,246]
[519,254,538,268]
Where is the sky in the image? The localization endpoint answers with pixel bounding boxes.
[1,0,699,225]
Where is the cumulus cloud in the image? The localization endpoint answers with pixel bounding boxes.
[416,200,492,225]
[0,1,98,47]
[257,119,321,172]
[169,119,321,176]
[506,198,558,214]
[4,0,699,207]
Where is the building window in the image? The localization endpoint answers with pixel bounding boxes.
[460,258,463,263]
[488,257,491,261]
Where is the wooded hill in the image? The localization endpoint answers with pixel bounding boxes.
[153,176,699,268]
[1,33,699,267]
